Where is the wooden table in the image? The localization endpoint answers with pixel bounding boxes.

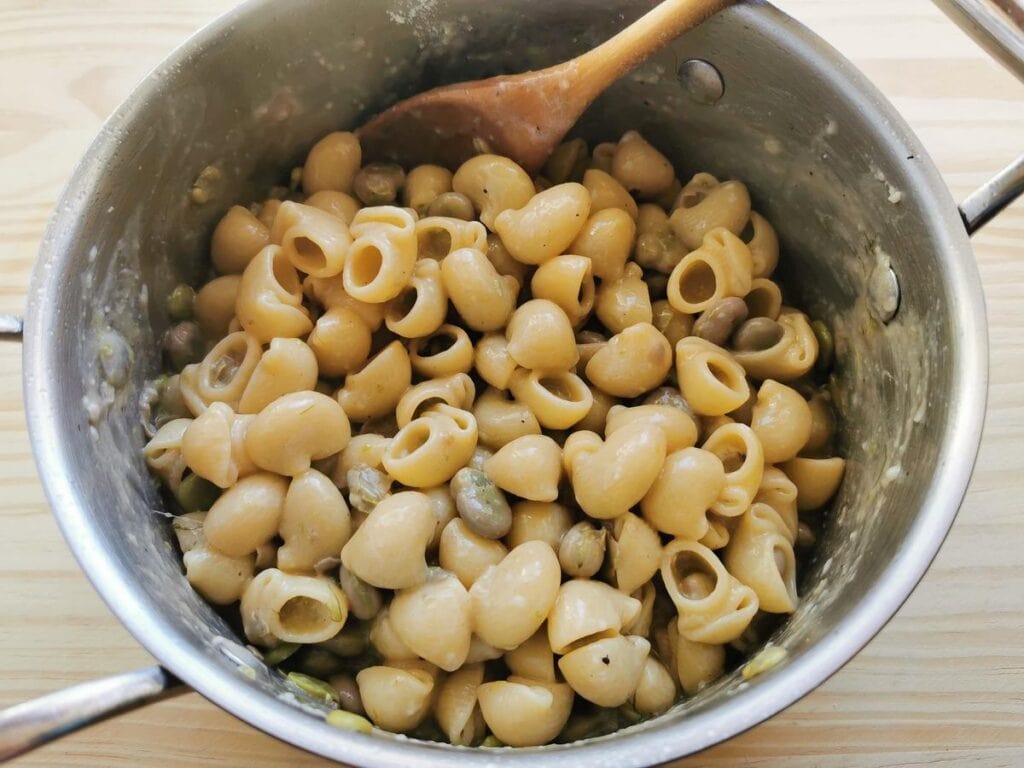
[1,1,1022,766]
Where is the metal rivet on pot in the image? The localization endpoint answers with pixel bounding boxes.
[868,260,900,323]
[677,59,724,105]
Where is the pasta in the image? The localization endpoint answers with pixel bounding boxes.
[144,128,845,747]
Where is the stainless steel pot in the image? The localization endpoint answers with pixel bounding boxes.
[1,0,1021,764]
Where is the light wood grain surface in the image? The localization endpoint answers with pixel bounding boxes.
[1,1,1022,766]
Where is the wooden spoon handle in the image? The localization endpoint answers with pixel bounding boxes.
[570,0,734,104]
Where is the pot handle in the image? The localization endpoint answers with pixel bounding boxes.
[0,315,22,342]
[0,666,184,761]
[933,0,1024,232]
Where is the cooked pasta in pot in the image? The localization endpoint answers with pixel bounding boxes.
[143,129,845,746]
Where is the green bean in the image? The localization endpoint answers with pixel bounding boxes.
[732,317,784,352]
[328,673,364,715]
[262,642,300,666]
[353,163,405,206]
[163,321,203,371]
[450,467,512,539]
[176,474,221,513]
[811,319,834,373]
[166,283,195,322]
[339,565,383,621]
[287,671,340,704]
[558,522,606,578]
[693,297,749,346]
[426,191,475,220]
[325,709,373,734]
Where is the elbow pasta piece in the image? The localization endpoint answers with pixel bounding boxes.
[493,183,591,265]
[306,306,372,378]
[612,130,674,197]
[744,277,783,320]
[144,418,191,493]
[608,512,663,594]
[483,435,562,502]
[661,539,759,644]
[404,164,453,214]
[529,256,596,328]
[744,211,780,278]
[236,246,312,342]
[473,333,519,390]
[409,324,475,378]
[272,201,351,278]
[181,402,255,489]
[558,635,650,707]
[606,403,698,453]
[595,262,653,334]
[435,663,486,746]
[641,447,726,539]
[304,274,386,331]
[440,247,519,332]
[240,568,347,646]
[505,299,579,372]
[415,216,487,259]
[667,228,754,315]
[754,467,799,541]
[465,636,504,664]
[451,154,535,231]
[673,628,726,696]
[570,207,637,280]
[732,308,819,381]
[357,665,435,733]
[470,541,561,650]
[390,568,473,671]
[255,198,281,230]
[803,391,837,456]
[421,484,458,549]
[585,322,673,398]
[669,174,751,250]
[547,579,641,654]
[563,423,666,520]
[194,331,263,409]
[507,501,573,551]
[652,299,695,347]
[304,190,360,225]
[675,336,751,416]
[302,131,361,194]
[476,677,574,748]
[575,330,607,371]
[439,518,508,588]
[194,275,242,338]
[383,406,477,487]
[177,364,207,417]
[505,628,557,682]
[341,491,435,589]
[576,384,615,434]
[699,515,733,550]
[485,232,530,284]
[277,469,351,573]
[336,341,412,422]
[724,503,799,613]
[369,606,417,660]
[781,456,846,511]
[751,380,812,464]
[238,338,318,414]
[633,656,677,715]
[333,434,392,489]
[183,544,254,605]
[343,206,417,303]
[508,369,593,430]
[703,422,765,517]
[211,205,271,275]
[624,581,656,637]
[590,141,616,172]
[583,168,639,220]
[204,472,288,557]
[472,387,542,449]
[395,373,475,428]
[245,391,350,476]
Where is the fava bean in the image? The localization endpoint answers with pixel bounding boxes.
[427,191,475,220]
[329,673,365,715]
[557,521,607,578]
[347,465,392,514]
[451,468,512,539]
[634,227,686,274]
[163,321,203,371]
[339,565,383,621]
[176,473,221,513]
[353,163,405,206]
[694,297,749,346]
[732,317,784,351]
[167,283,196,322]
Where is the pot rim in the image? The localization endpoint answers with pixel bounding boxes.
[22,1,988,765]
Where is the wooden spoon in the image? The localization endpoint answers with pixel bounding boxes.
[358,0,733,173]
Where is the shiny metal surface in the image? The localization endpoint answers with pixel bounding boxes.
[14,0,995,765]
[960,153,1024,233]
[0,667,181,761]
[0,315,22,341]
[933,0,1024,82]
[677,58,726,104]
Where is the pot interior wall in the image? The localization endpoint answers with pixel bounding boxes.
[33,0,965,760]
